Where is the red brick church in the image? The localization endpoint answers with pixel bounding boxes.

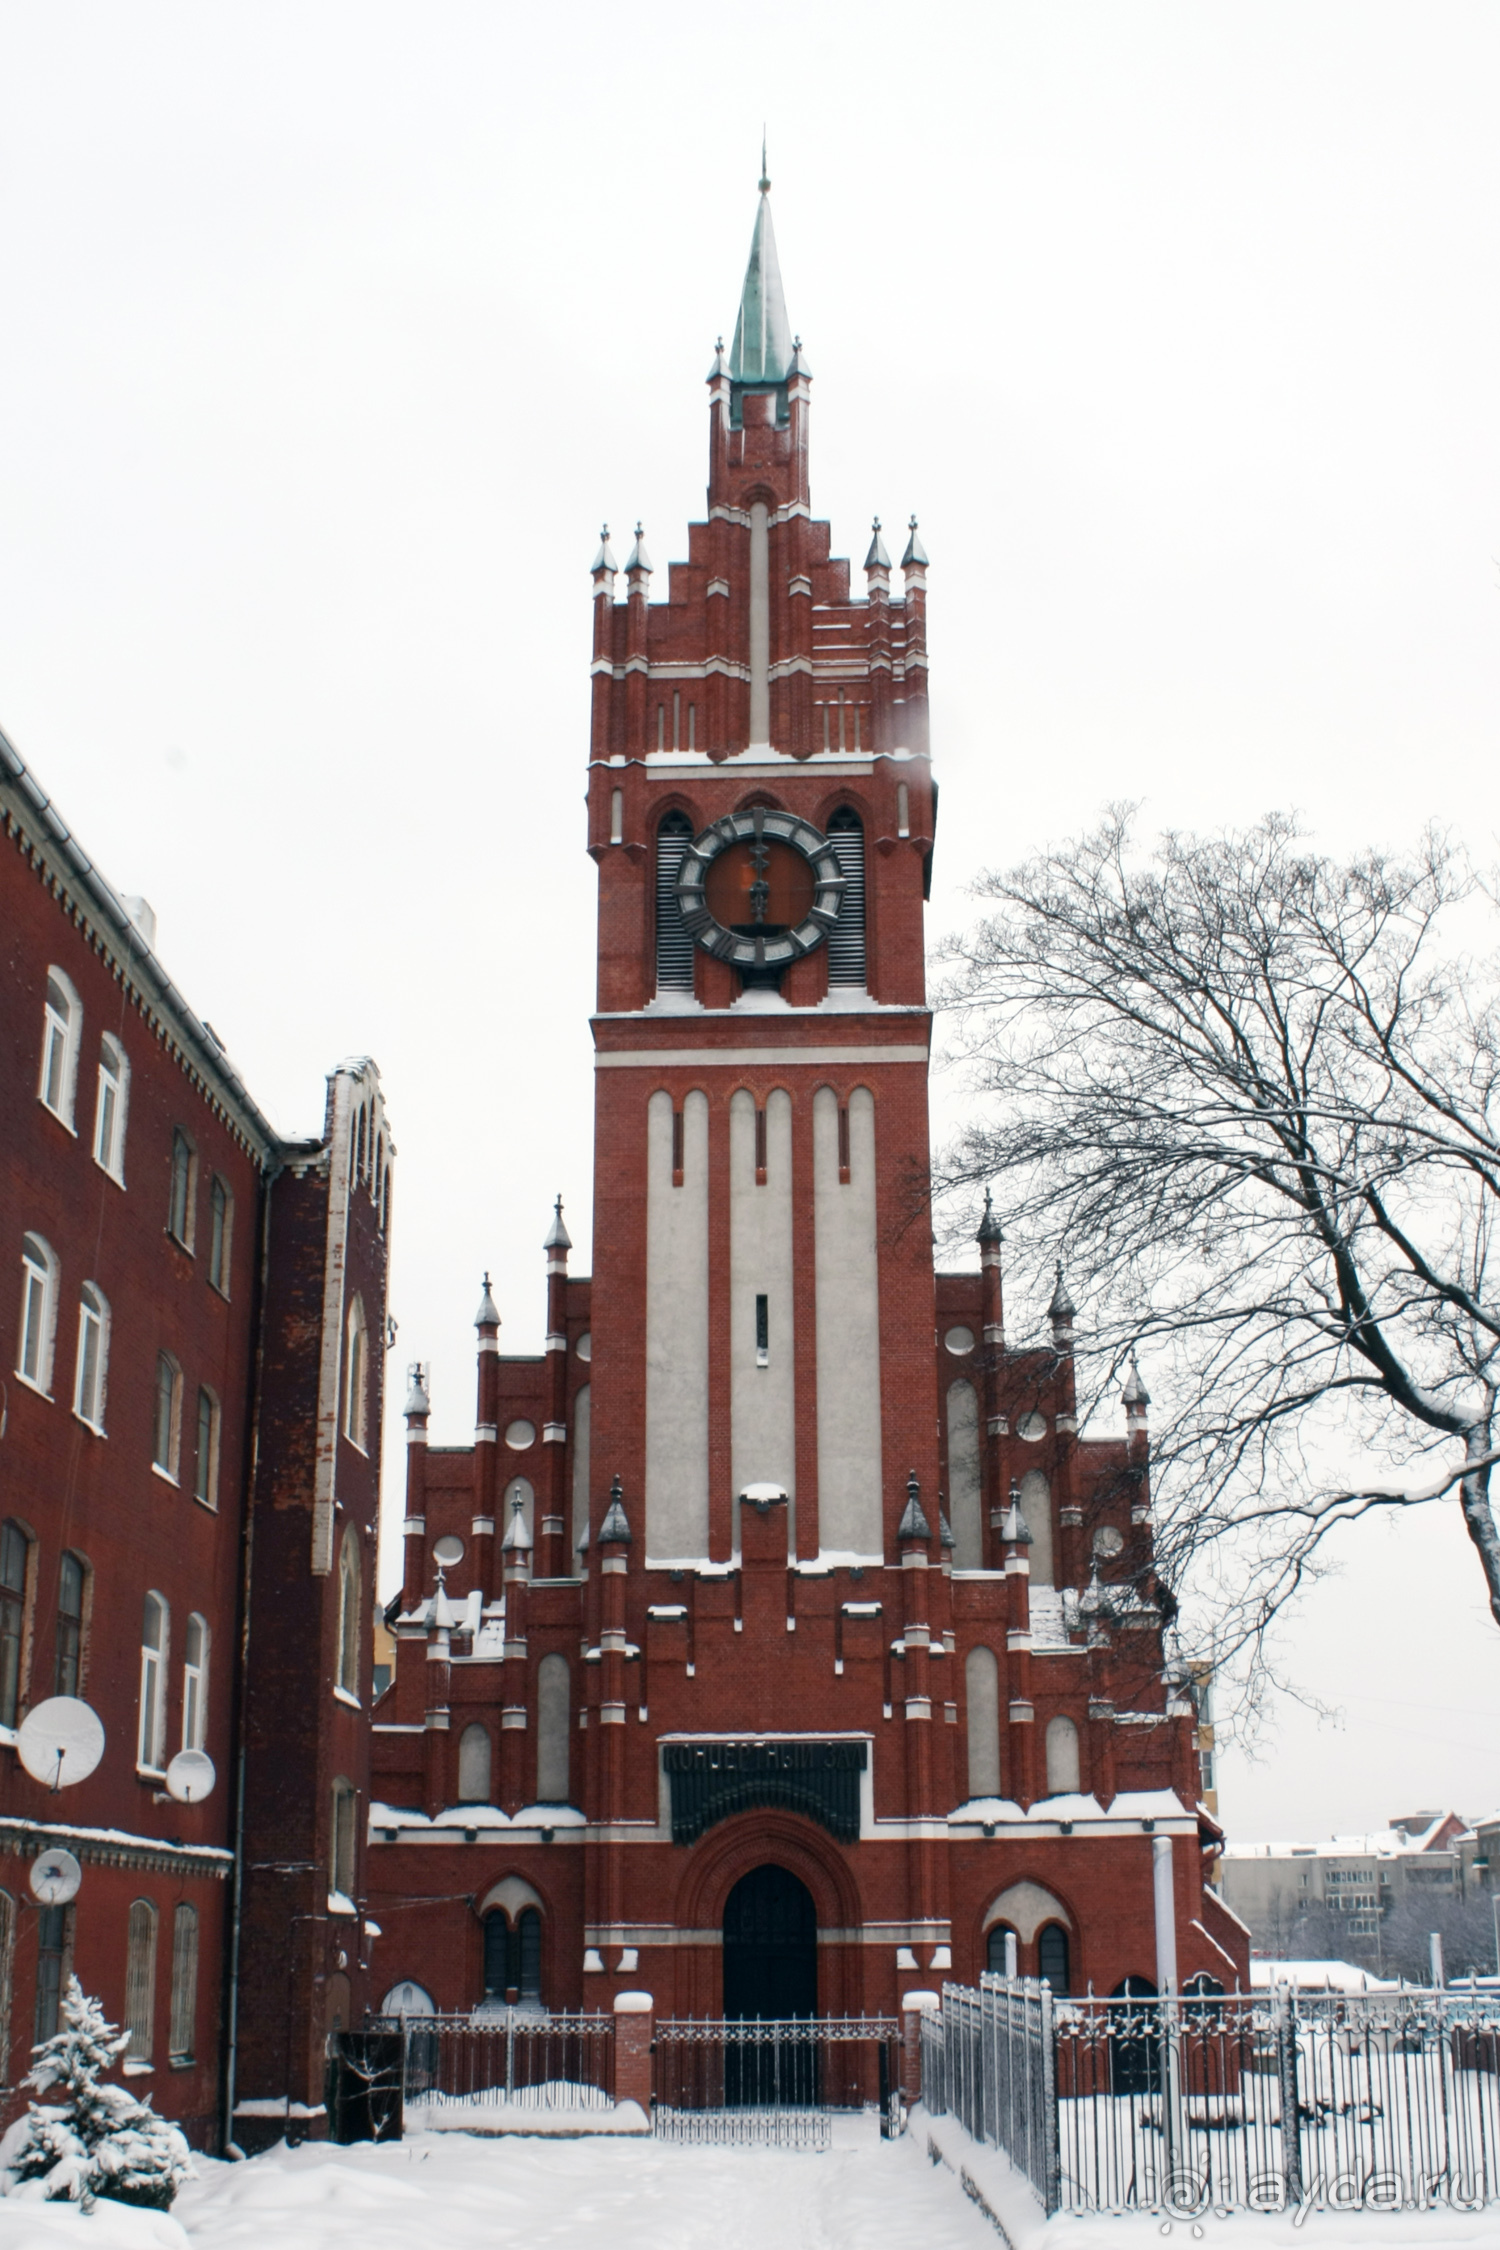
[367,172,1246,2019]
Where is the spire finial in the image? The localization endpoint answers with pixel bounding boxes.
[760,129,769,194]
[730,154,793,385]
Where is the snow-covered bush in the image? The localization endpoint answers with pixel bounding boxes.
[3,1977,193,2210]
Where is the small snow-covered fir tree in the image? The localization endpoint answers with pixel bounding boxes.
[5,1976,193,2209]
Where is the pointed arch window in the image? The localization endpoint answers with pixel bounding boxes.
[330,1776,357,1903]
[825,808,865,986]
[39,970,81,1129]
[92,1035,129,1182]
[654,812,695,992]
[73,1284,109,1434]
[343,1296,369,1451]
[336,1528,360,1699]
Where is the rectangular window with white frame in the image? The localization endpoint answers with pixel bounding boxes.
[207,1178,232,1297]
[192,1387,219,1509]
[167,1130,195,1251]
[182,1613,208,1751]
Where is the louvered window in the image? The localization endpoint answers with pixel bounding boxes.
[655,814,695,991]
[825,809,866,985]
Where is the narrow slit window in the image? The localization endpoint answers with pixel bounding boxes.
[657,704,665,749]
[672,689,681,749]
[754,1104,767,1183]
[193,1386,219,1508]
[755,1293,769,1368]
[837,1101,851,1183]
[671,1106,684,1186]
[610,788,624,844]
[654,813,695,992]
[896,781,910,838]
[825,809,866,987]
[688,702,696,750]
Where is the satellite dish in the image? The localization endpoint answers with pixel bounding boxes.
[30,1849,81,1906]
[164,1748,216,1804]
[17,1698,105,1790]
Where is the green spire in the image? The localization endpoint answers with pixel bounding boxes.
[729,144,793,385]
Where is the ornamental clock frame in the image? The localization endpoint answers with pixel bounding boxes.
[675,805,845,971]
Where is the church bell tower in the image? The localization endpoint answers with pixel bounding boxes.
[585,161,939,1575]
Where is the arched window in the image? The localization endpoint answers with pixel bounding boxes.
[182,1613,208,1750]
[167,1129,195,1249]
[18,1234,59,1397]
[138,1593,169,1771]
[208,1177,232,1296]
[0,1523,33,1729]
[34,1904,69,2042]
[1045,1714,1081,1795]
[152,1352,182,1480]
[654,812,695,992]
[483,1907,542,2007]
[343,1295,368,1451]
[965,1644,1001,1799]
[55,1552,87,1697]
[124,1899,158,2063]
[457,1723,492,1803]
[536,1653,571,1802]
[1019,1469,1054,1587]
[168,1904,198,2063]
[330,1777,357,1902]
[380,1980,435,2017]
[39,969,81,1128]
[92,1035,129,1183]
[336,1528,361,1698]
[986,1924,1019,1977]
[1038,1923,1071,1994]
[825,808,866,985]
[73,1283,109,1433]
[193,1385,220,1508]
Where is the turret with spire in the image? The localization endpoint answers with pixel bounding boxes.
[542,1197,573,1578]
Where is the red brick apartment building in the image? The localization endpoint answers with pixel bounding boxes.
[0,730,391,2148]
[368,176,1246,2020]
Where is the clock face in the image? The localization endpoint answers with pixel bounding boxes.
[677,809,844,968]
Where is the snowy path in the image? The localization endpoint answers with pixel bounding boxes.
[172,2123,996,2250]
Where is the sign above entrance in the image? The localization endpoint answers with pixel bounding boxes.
[663,1740,867,1845]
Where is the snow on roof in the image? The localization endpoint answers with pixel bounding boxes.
[1249,1959,1399,1993]
[1225,1823,1468,1862]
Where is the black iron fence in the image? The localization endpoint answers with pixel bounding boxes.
[344,2009,615,2132]
[655,2015,903,2148]
[922,1977,1500,2216]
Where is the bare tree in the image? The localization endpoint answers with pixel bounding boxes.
[938,809,1500,1702]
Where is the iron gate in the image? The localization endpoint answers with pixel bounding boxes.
[654,2015,904,2149]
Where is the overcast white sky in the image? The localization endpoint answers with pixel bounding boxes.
[2,1,1497,1847]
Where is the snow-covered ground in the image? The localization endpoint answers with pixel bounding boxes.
[6,2114,1500,2250]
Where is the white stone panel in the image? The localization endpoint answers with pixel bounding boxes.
[965,1644,1001,1799]
[1020,1468,1054,1586]
[536,1652,571,1802]
[813,1084,883,1555]
[645,1088,710,1556]
[730,1088,796,1554]
[570,1384,591,1558]
[946,1379,982,1570]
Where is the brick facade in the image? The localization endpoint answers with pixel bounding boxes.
[0,729,391,2150]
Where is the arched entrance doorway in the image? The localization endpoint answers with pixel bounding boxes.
[722,1863,818,2020]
